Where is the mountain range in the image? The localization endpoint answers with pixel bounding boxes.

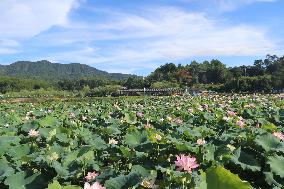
[0,60,136,80]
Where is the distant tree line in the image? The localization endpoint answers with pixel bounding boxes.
[0,55,283,95]
[124,54,284,92]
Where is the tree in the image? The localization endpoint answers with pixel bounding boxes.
[150,81,178,89]
[124,77,146,89]
[271,57,284,89]
[206,60,228,84]
[186,61,201,83]
[229,67,243,79]
[175,69,193,86]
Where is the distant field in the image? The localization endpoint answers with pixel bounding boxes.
[0,94,284,189]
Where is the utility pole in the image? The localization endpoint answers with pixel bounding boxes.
[143,77,145,96]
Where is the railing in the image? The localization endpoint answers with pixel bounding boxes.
[117,88,208,95]
[118,88,184,93]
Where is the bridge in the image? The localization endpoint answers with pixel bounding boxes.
[118,88,204,96]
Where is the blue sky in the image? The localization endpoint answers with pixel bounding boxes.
[0,0,283,75]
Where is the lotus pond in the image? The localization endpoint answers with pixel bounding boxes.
[0,94,284,189]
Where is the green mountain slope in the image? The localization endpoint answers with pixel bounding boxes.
[0,60,135,80]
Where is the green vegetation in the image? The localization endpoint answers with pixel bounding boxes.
[0,94,283,188]
[0,55,283,96]
[0,60,134,80]
[137,54,284,92]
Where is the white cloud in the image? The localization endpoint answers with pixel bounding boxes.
[34,6,279,73]
[32,46,99,65]
[180,0,277,12]
[0,0,80,39]
[31,6,278,73]
[0,39,20,54]
[52,6,275,73]
[0,39,19,47]
[215,0,277,11]
[0,1,279,74]
[0,48,20,55]
[0,0,81,56]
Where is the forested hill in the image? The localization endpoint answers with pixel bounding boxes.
[0,60,135,80]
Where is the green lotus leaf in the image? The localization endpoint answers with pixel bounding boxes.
[278,109,284,123]
[38,127,53,138]
[105,125,122,135]
[261,122,277,132]
[104,172,141,189]
[255,133,284,152]
[124,130,148,148]
[131,165,150,178]
[77,149,94,163]
[264,171,284,188]
[47,180,62,189]
[203,144,216,162]
[199,165,252,189]
[7,144,30,159]
[4,171,40,189]
[20,123,37,132]
[268,155,284,178]
[0,158,14,181]
[55,133,69,143]
[47,180,82,189]
[91,136,107,150]
[0,136,21,146]
[62,151,79,167]
[214,145,233,162]
[203,113,215,121]
[124,112,137,124]
[63,186,82,189]
[198,170,207,189]
[52,161,69,178]
[231,148,261,171]
[39,116,59,127]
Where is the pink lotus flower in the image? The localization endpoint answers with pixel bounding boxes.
[108,138,118,145]
[256,123,260,128]
[85,171,99,181]
[154,134,162,141]
[236,120,245,128]
[144,123,153,129]
[188,108,194,113]
[197,106,204,111]
[28,129,39,137]
[227,111,237,117]
[202,104,208,109]
[141,179,159,189]
[273,132,284,140]
[136,112,143,118]
[114,103,121,110]
[175,154,199,173]
[222,116,230,122]
[84,182,105,189]
[69,112,76,119]
[173,118,183,125]
[197,139,206,145]
[244,103,255,108]
[238,116,244,120]
[219,104,226,108]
